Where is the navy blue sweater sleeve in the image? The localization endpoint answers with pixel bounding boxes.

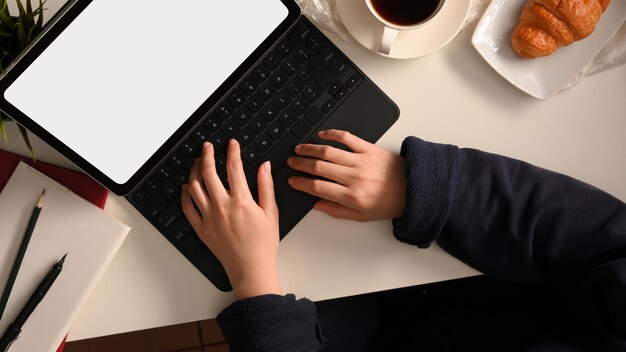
[393,137,626,340]
[217,294,324,352]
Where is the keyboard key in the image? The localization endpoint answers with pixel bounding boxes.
[192,126,210,145]
[304,84,322,103]
[203,116,221,133]
[268,121,286,140]
[255,133,273,152]
[322,98,337,113]
[221,121,241,138]
[288,22,311,44]
[179,139,199,158]
[294,46,314,63]
[263,132,298,165]
[169,218,191,242]
[273,91,291,110]
[311,47,336,72]
[174,170,188,186]
[212,153,225,173]
[252,64,270,82]
[145,195,168,218]
[216,101,234,120]
[316,59,349,89]
[243,146,262,166]
[279,109,298,127]
[239,77,258,95]
[246,95,264,112]
[291,97,310,114]
[228,89,245,107]
[292,119,313,140]
[285,79,305,97]
[282,58,301,75]
[264,51,282,70]
[297,66,315,84]
[328,82,343,96]
[346,73,363,88]
[257,82,277,101]
[181,234,201,255]
[168,152,185,169]
[131,189,152,207]
[261,103,279,121]
[335,86,349,100]
[249,116,268,134]
[145,175,161,194]
[276,39,296,58]
[307,35,324,52]
[209,131,229,152]
[235,127,255,147]
[156,165,174,182]
[161,183,180,201]
[270,70,289,88]
[157,204,182,229]
[305,107,324,125]
[234,107,253,126]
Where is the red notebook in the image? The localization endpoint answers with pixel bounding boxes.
[0,149,109,352]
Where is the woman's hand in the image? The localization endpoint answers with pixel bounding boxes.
[287,129,407,222]
[181,140,283,299]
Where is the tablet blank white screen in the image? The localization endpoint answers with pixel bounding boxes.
[5,0,288,184]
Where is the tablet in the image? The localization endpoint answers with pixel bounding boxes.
[0,0,300,195]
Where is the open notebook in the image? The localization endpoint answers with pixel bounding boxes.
[0,162,130,352]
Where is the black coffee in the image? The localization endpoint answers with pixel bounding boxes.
[371,0,442,26]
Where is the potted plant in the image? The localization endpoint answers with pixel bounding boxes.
[1,0,45,157]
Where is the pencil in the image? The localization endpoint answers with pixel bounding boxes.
[0,189,46,320]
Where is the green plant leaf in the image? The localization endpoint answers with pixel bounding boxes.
[0,117,7,143]
[17,124,35,160]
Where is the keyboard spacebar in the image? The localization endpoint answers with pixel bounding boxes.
[247,133,298,193]
[263,133,298,171]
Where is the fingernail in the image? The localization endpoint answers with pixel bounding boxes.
[287,177,294,186]
[203,142,211,149]
[263,161,271,174]
[287,157,293,165]
[295,145,301,153]
[229,139,237,146]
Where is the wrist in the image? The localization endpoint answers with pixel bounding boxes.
[228,266,284,300]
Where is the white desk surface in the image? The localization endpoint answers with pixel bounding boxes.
[1,0,625,342]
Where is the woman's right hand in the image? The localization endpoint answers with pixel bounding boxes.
[287,129,407,222]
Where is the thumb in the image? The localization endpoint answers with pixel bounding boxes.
[257,161,278,216]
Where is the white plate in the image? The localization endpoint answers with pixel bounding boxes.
[337,0,471,59]
[472,0,626,100]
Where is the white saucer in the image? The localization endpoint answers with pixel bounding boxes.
[337,0,471,59]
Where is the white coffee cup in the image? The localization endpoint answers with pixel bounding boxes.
[364,0,446,55]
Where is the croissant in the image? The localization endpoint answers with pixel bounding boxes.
[511,0,611,59]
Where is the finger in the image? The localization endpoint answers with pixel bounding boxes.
[287,156,351,185]
[200,142,228,202]
[288,176,351,205]
[188,159,211,216]
[294,143,356,167]
[314,200,366,221]
[257,161,278,217]
[226,139,252,199]
[181,184,203,231]
[318,129,371,153]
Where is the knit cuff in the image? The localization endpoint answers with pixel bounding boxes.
[392,137,461,248]
[217,294,324,352]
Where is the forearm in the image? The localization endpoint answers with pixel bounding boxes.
[393,137,626,336]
